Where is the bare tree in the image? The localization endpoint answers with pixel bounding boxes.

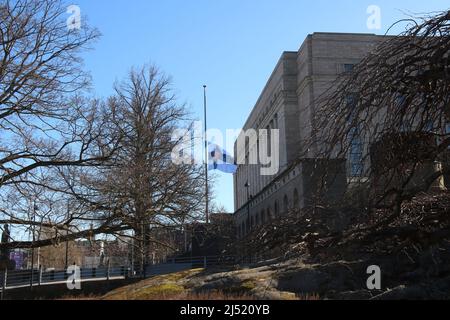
[310,10,450,215]
[93,65,206,273]
[0,2,206,262]
[0,0,125,251]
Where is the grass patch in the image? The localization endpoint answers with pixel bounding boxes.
[133,283,185,300]
[95,268,322,301]
[102,269,204,300]
[241,280,257,291]
[221,279,258,295]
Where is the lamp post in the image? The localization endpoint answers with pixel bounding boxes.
[203,85,209,224]
[244,182,250,234]
[244,182,252,263]
[30,202,37,289]
[65,201,70,270]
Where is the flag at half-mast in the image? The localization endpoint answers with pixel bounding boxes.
[208,142,237,174]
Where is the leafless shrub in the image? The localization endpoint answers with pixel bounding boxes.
[310,10,450,214]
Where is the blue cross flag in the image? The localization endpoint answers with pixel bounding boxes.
[208,142,237,174]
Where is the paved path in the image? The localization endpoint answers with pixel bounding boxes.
[0,275,126,291]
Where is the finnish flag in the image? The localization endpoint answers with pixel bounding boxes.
[208,143,237,174]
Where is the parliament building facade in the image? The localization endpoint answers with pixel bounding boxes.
[233,32,391,239]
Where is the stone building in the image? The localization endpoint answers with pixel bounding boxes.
[233,32,391,238]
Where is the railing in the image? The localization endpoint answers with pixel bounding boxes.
[0,265,128,299]
[0,256,236,299]
[157,255,235,266]
[144,255,236,277]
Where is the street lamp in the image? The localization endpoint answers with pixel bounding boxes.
[30,202,37,289]
[244,182,251,234]
[203,85,209,225]
[64,200,70,270]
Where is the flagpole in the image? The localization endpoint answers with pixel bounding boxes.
[203,85,209,224]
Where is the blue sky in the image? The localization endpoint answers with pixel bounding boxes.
[75,0,447,212]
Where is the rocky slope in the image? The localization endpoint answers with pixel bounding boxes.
[101,254,450,300]
[103,192,450,300]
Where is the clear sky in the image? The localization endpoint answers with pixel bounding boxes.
[75,0,448,212]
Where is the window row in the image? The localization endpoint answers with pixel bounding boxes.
[238,188,300,238]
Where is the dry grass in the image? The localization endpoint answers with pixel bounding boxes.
[58,294,102,300]
[60,291,320,301]
[61,268,322,301]
[102,269,263,300]
[297,293,321,300]
[134,290,257,301]
[102,269,203,300]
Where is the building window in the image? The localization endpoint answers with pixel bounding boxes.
[424,120,434,133]
[343,64,355,73]
[283,195,289,214]
[261,211,265,224]
[274,201,279,216]
[343,93,359,131]
[257,137,260,159]
[346,94,358,121]
[245,137,250,161]
[443,123,450,150]
[349,126,363,177]
[396,94,409,131]
[396,94,406,108]
[293,189,299,209]
[446,123,450,134]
